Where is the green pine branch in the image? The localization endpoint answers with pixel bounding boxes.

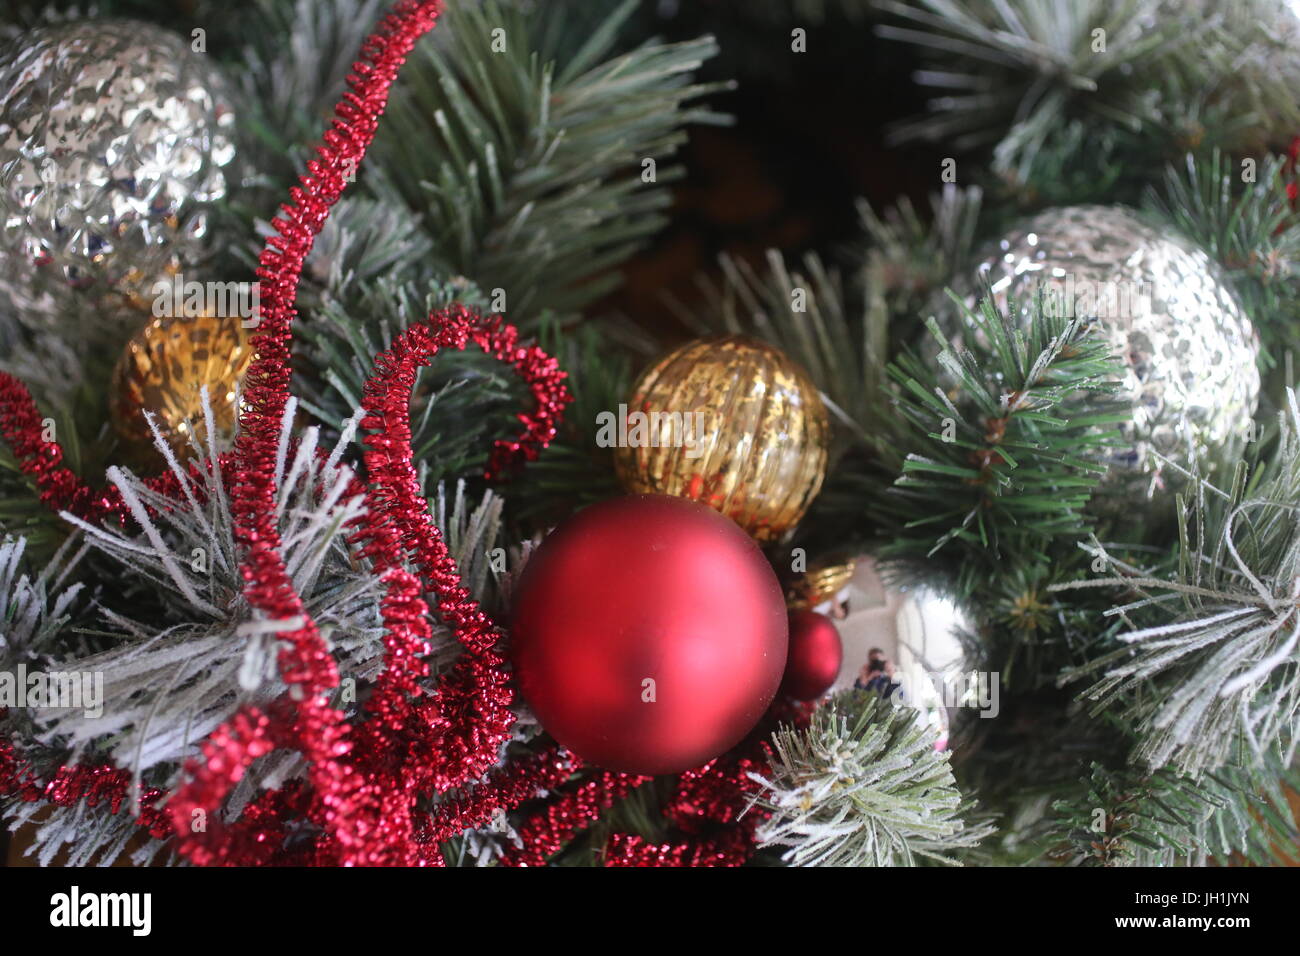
[372,0,729,320]
[879,293,1126,599]
[855,183,986,342]
[1145,149,1300,371]
[876,0,1300,201]
[1048,754,1300,866]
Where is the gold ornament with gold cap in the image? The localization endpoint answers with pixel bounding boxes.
[613,335,830,542]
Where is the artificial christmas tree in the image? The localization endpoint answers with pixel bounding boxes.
[0,0,1297,873]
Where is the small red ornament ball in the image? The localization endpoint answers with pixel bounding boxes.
[511,494,789,775]
[781,609,843,701]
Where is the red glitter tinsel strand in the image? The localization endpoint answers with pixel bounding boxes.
[169,0,447,866]
[601,757,768,867]
[350,308,569,791]
[420,744,579,845]
[0,374,122,522]
[497,771,650,867]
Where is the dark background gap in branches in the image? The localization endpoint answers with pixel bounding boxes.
[596,2,946,337]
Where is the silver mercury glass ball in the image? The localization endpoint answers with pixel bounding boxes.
[969,204,1260,503]
[830,557,971,749]
[0,20,239,321]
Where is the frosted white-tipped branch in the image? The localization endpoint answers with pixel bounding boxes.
[1055,389,1300,776]
[750,690,993,867]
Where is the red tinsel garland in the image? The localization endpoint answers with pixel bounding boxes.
[602,759,766,867]
[498,770,650,868]
[165,0,453,867]
[599,699,816,866]
[420,744,579,845]
[0,376,120,521]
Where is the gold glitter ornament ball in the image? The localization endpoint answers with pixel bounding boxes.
[613,336,830,542]
[111,311,252,451]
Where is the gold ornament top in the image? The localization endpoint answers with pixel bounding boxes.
[787,556,857,610]
[111,310,252,452]
[614,335,830,541]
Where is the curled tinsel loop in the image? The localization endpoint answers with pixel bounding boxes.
[346,307,570,808]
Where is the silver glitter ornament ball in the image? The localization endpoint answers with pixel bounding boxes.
[0,20,239,318]
[970,204,1260,501]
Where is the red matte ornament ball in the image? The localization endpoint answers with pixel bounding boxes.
[781,609,843,701]
[510,494,789,776]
